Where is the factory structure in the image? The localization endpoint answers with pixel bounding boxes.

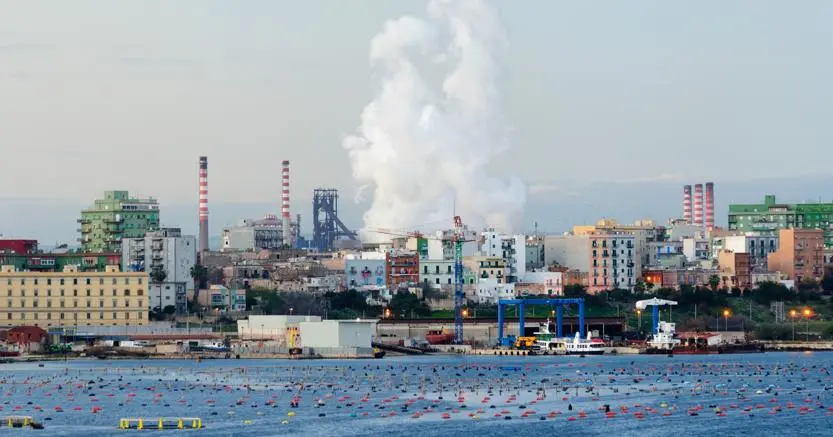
[682,182,715,230]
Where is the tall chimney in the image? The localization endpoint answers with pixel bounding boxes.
[693,183,704,226]
[198,156,209,254]
[705,182,715,231]
[281,160,291,248]
[682,185,692,224]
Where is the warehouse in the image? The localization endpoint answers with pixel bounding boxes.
[299,319,376,349]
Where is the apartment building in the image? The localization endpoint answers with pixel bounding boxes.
[588,232,636,293]
[0,265,148,328]
[767,228,824,282]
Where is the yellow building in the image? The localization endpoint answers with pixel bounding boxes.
[0,265,148,328]
[463,256,507,284]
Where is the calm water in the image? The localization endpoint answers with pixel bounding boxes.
[2,353,833,436]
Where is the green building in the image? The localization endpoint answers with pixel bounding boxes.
[728,194,833,247]
[79,191,160,253]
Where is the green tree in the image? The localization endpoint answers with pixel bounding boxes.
[150,264,167,283]
[822,274,833,292]
[389,290,430,318]
[634,279,647,294]
[708,275,720,291]
[163,305,176,315]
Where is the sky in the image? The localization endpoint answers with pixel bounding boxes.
[1,0,832,244]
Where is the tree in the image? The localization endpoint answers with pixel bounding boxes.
[634,279,647,294]
[190,264,209,303]
[708,275,720,292]
[822,274,833,292]
[163,305,176,315]
[389,290,430,318]
[150,265,167,283]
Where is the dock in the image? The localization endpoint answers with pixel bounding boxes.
[4,416,44,429]
[118,417,203,430]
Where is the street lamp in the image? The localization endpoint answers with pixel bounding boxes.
[803,308,812,342]
[289,307,294,316]
[789,309,797,341]
[636,309,642,333]
[723,309,730,332]
[462,308,468,318]
[384,308,391,319]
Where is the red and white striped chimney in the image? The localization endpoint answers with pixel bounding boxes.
[705,182,714,230]
[683,185,692,224]
[198,156,209,253]
[281,160,292,248]
[693,183,704,226]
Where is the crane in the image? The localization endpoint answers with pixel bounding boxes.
[367,216,474,344]
[635,298,678,336]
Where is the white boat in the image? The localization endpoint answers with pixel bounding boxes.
[645,321,681,352]
[534,319,604,355]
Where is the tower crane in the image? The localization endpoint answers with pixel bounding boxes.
[367,216,474,344]
[635,298,678,335]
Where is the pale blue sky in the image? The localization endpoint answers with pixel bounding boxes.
[1,1,832,242]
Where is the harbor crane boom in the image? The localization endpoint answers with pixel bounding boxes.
[635,298,678,335]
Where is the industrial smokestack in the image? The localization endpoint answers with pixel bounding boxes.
[693,183,704,226]
[198,156,209,254]
[705,182,714,230]
[683,185,692,224]
[281,160,291,248]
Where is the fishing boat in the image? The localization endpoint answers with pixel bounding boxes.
[425,329,453,345]
[643,321,681,354]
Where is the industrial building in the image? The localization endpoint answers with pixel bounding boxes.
[312,188,357,252]
[298,319,375,349]
[236,315,321,340]
[222,215,298,251]
[0,265,148,328]
[681,183,715,229]
[79,191,160,253]
[728,194,833,247]
[122,228,197,309]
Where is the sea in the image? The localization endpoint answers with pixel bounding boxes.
[2,353,833,436]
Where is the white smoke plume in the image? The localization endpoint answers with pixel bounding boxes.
[343,0,526,237]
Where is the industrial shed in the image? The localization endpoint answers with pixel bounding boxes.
[299,320,376,349]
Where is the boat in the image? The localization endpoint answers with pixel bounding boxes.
[425,329,453,345]
[643,321,681,354]
[373,347,386,359]
[534,319,604,355]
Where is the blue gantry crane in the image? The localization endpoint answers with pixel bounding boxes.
[452,216,465,344]
[635,298,678,335]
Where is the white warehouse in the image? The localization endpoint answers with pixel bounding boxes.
[299,320,376,349]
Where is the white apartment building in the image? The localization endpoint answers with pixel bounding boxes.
[420,260,454,289]
[475,279,515,304]
[723,233,779,271]
[481,232,526,282]
[122,228,196,313]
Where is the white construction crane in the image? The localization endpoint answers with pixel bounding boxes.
[635,298,678,335]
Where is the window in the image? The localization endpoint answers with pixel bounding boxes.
[34,278,38,285]
[99,312,104,319]
[112,278,116,285]
[73,289,78,297]
[124,278,130,285]
[47,313,51,320]
[21,289,25,297]
[20,313,25,320]
[60,313,65,320]
[112,299,117,308]
[33,301,38,308]
[60,279,64,285]
[138,300,143,308]
[20,278,25,285]
[86,278,91,285]
[99,278,104,285]
[125,312,130,319]
[6,313,9,320]
[60,289,64,297]
[112,312,117,319]
[125,301,130,308]
[112,289,117,296]
[99,300,104,308]
[99,290,104,296]
[124,290,131,296]
[73,278,78,285]
[47,278,52,285]
[86,289,90,297]
[137,290,143,296]
[86,300,91,308]
[34,289,38,297]
[138,278,143,285]
[47,301,51,308]
[59,300,64,308]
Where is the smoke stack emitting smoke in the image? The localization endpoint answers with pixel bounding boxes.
[343,0,525,235]
[198,156,208,253]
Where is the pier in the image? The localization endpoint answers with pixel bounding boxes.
[118,417,203,430]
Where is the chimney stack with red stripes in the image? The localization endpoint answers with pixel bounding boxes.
[683,185,692,224]
[693,184,704,226]
[198,156,209,254]
[705,182,715,230]
[281,160,292,248]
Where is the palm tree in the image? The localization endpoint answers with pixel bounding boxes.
[149,265,167,317]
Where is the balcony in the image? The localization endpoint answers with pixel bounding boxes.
[104,217,123,224]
